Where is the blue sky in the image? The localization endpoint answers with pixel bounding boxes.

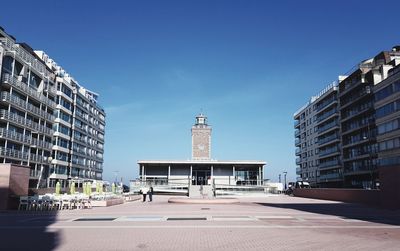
[1,0,399,183]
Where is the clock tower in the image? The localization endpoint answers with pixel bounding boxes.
[191,113,211,160]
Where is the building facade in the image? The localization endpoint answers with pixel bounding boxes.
[0,27,105,188]
[138,113,265,187]
[294,46,400,189]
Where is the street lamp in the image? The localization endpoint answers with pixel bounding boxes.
[283,171,288,190]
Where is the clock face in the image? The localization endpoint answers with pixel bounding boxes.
[197,144,205,151]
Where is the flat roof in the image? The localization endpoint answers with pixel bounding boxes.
[138,160,266,165]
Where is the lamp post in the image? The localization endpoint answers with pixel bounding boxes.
[283,171,288,190]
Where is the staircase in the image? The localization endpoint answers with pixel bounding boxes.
[189,185,214,198]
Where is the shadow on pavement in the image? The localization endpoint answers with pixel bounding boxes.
[257,201,400,226]
[0,188,60,251]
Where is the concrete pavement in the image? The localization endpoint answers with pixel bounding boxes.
[0,195,399,250]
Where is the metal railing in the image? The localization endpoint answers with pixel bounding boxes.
[0,110,53,135]
[0,146,29,160]
[1,92,55,121]
[1,74,56,108]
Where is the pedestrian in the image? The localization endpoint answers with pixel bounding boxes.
[140,186,149,202]
[148,186,153,202]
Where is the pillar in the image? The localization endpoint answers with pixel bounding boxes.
[141,165,145,181]
[258,166,262,185]
[168,165,171,183]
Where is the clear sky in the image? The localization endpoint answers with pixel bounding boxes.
[1,0,399,184]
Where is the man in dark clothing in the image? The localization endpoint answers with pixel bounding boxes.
[148,186,153,202]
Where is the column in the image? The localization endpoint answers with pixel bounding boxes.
[210,165,213,185]
[141,165,145,181]
[232,166,235,185]
[190,165,193,184]
[258,166,262,185]
[168,165,171,183]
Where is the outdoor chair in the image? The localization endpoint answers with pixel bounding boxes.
[18,196,29,211]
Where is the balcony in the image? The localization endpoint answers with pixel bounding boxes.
[317,121,339,134]
[344,165,377,175]
[294,120,300,128]
[0,146,28,160]
[295,138,301,146]
[295,148,301,155]
[316,108,338,124]
[294,129,300,137]
[340,86,371,108]
[319,146,340,157]
[319,159,340,169]
[296,167,301,175]
[1,74,56,108]
[319,172,342,181]
[1,92,55,121]
[0,110,53,135]
[316,97,337,112]
[296,158,301,165]
[318,133,339,146]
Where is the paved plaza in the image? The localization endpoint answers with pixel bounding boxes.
[1,195,400,250]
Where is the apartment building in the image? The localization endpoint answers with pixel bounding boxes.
[294,46,400,189]
[294,97,319,186]
[314,82,342,187]
[373,55,400,203]
[339,50,400,188]
[0,27,105,188]
[35,51,106,188]
[0,28,56,188]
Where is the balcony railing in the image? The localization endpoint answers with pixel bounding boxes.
[294,130,300,137]
[0,146,28,160]
[317,121,339,134]
[296,158,301,165]
[295,138,301,146]
[1,74,56,108]
[1,92,55,121]
[319,173,342,180]
[316,108,338,123]
[294,120,300,128]
[319,159,340,169]
[0,110,53,135]
[315,97,336,112]
[318,133,339,146]
[319,146,339,157]
[344,165,377,174]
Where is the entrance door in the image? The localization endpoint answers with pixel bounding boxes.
[192,170,210,185]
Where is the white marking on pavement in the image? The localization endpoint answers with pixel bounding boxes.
[1,225,400,229]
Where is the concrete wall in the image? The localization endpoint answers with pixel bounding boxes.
[0,164,30,210]
[379,165,400,209]
[294,166,400,209]
[294,188,381,207]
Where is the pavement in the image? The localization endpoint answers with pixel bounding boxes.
[1,195,400,251]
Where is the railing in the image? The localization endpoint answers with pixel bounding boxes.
[319,159,340,169]
[295,138,301,146]
[295,148,301,155]
[319,173,342,180]
[1,74,56,108]
[1,37,50,76]
[294,120,300,127]
[317,120,339,134]
[319,146,339,157]
[317,108,338,123]
[344,165,377,174]
[340,86,371,107]
[0,110,53,135]
[0,146,28,160]
[318,133,339,146]
[296,157,301,164]
[296,167,301,174]
[0,128,30,144]
[316,96,337,112]
[1,92,55,121]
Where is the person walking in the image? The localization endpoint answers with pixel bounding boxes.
[140,186,149,202]
[148,186,153,202]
